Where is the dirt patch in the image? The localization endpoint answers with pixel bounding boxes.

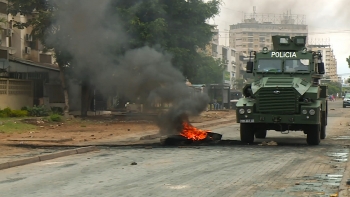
[0,110,235,158]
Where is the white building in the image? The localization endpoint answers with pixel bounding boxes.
[212,45,237,88]
[309,45,338,82]
[229,11,308,79]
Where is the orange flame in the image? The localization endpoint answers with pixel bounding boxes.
[180,122,208,140]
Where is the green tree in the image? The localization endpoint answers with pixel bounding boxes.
[326,81,341,96]
[347,78,350,84]
[191,54,224,84]
[115,0,221,80]
[347,55,350,68]
[8,0,221,116]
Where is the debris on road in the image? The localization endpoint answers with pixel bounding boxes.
[131,162,137,165]
[259,141,278,146]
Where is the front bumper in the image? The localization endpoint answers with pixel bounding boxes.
[236,112,320,125]
[343,100,350,106]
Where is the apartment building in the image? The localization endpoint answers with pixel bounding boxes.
[204,24,219,56]
[202,24,238,88]
[211,45,237,88]
[229,11,308,78]
[0,0,64,109]
[309,45,338,82]
[0,0,55,64]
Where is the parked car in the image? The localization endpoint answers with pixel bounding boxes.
[343,93,350,108]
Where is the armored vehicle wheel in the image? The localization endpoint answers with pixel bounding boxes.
[306,124,320,145]
[320,111,326,139]
[255,130,267,139]
[240,123,255,144]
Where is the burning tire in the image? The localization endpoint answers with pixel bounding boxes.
[255,130,267,139]
[306,124,320,145]
[240,123,255,143]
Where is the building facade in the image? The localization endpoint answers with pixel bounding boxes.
[204,24,239,89]
[309,45,338,82]
[0,0,55,64]
[211,45,237,89]
[0,0,63,109]
[229,11,308,79]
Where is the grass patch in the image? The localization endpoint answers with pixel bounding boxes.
[0,118,37,134]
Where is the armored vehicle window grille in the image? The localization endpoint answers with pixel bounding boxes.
[300,80,308,86]
[265,78,294,86]
[257,87,297,114]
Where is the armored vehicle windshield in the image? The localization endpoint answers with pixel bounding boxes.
[285,59,310,72]
[257,59,282,72]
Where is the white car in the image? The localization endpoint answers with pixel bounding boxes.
[343,94,350,108]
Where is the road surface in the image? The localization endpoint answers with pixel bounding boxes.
[0,100,349,197]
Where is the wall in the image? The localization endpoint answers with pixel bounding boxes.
[0,78,33,109]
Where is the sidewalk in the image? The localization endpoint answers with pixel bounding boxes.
[0,115,236,170]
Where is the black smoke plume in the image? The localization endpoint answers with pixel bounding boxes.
[47,0,209,134]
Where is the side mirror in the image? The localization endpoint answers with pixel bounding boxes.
[246,62,253,73]
[318,62,325,74]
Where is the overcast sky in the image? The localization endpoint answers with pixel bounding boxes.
[208,0,350,79]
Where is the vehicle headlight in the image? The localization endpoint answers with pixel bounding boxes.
[247,109,252,114]
[309,109,315,115]
[239,109,245,114]
[302,109,307,114]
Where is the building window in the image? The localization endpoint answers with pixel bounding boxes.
[0,2,7,14]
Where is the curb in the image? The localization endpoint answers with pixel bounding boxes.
[0,146,99,171]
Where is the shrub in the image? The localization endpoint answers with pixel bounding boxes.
[49,114,62,122]
[51,107,63,115]
[0,107,28,117]
[3,107,11,116]
[10,110,28,117]
[0,111,7,118]
[23,105,50,117]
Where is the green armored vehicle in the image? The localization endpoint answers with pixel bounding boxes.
[236,35,328,145]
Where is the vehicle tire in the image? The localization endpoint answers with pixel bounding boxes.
[240,123,255,144]
[344,105,346,108]
[320,111,326,139]
[306,124,320,145]
[255,130,267,139]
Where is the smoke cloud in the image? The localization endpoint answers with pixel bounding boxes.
[47,0,209,134]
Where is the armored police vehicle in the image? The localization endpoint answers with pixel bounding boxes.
[236,35,328,145]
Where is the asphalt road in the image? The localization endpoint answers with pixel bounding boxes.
[1,100,350,197]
